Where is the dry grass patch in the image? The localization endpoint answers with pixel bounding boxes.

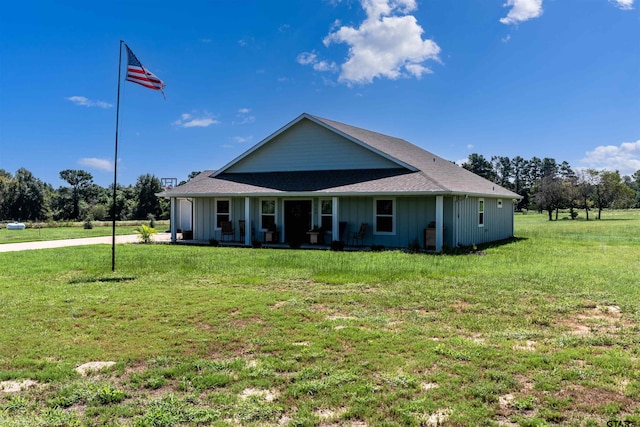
[0,379,40,393]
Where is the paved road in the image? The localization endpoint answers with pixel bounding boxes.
[0,233,172,253]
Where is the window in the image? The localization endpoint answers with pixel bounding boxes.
[320,199,333,231]
[478,199,484,227]
[261,199,276,230]
[497,199,503,209]
[215,199,230,228]
[375,199,394,233]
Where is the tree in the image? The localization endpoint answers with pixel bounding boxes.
[178,171,202,186]
[134,174,165,220]
[59,169,95,220]
[491,156,513,189]
[576,169,598,220]
[623,170,640,208]
[591,171,632,219]
[9,168,49,221]
[462,154,496,181]
[534,175,565,221]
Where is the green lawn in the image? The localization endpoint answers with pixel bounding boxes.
[0,211,638,426]
[0,221,170,244]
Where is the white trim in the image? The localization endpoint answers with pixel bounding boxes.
[319,198,333,231]
[435,195,443,252]
[214,198,231,230]
[373,197,396,235]
[170,197,177,242]
[259,198,277,231]
[332,197,339,242]
[478,198,485,227]
[244,197,251,246]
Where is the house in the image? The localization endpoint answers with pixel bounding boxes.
[159,113,521,251]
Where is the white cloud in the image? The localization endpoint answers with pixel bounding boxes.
[610,0,634,10]
[296,51,338,73]
[172,112,219,128]
[66,96,112,109]
[581,140,640,175]
[321,0,440,85]
[233,108,255,125]
[79,157,112,171]
[500,0,543,25]
[233,136,253,144]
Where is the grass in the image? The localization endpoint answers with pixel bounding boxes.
[0,221,170,244]
[0,211,638,426]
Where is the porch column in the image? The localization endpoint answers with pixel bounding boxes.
[244,197,251,246]
[170,198,177,242]
[332,197,339,242]
[435,195,443,253]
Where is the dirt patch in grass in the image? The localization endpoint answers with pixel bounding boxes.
[421,382,439,391]
[0,379,40,393]
[560,384,637,413]
[450,300,472,314]
[422,408,452,426]
[315,406,347,420]
[75,361,116,376]
[512,340,536,351]
[560,304,632,336]
[239,387,279,402]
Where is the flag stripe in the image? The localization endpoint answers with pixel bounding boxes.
[124,44,165,92]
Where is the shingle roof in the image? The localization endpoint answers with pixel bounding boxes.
[160,114,521,199]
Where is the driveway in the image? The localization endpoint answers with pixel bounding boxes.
[0,233,172,253]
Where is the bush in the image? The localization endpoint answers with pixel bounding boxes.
[330,240,344,251]
[83,216,93,230]
[135,224,157,244]
[406,238,421,253]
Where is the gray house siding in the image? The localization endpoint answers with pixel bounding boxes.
[225,119,399,174]
[189,195,456,248]
[455,196,514,246]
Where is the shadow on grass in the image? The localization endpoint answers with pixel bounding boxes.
[69,276,136,284]
[443,236,527,255]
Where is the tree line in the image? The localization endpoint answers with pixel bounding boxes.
[0,168,170,223]
[462,154,639,220]
[2,158,638,224]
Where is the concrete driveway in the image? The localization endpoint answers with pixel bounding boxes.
[0,233,172,253]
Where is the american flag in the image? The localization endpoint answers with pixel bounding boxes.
[125,44,165,94]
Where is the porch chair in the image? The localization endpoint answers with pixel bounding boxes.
[239,220,245,242]
[350,223,367,246]
[220,221,234,242]
[338,221,347,243]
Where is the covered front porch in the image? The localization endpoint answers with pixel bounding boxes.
[168,195,447,252]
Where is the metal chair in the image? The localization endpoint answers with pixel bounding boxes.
[220,221,234,241]
[350,223,367,246]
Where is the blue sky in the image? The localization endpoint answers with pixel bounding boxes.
[1,0,638,188]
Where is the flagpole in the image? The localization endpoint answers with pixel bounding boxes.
[112,40,124,272]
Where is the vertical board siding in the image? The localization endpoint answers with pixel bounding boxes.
[192,195,514,248]
[456,197,514,246]
[226,119,399,173]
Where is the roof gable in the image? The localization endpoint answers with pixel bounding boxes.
[160,114,521,199]
[214,113,414,176]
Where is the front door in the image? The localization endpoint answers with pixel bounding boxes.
[284,200,312,246]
